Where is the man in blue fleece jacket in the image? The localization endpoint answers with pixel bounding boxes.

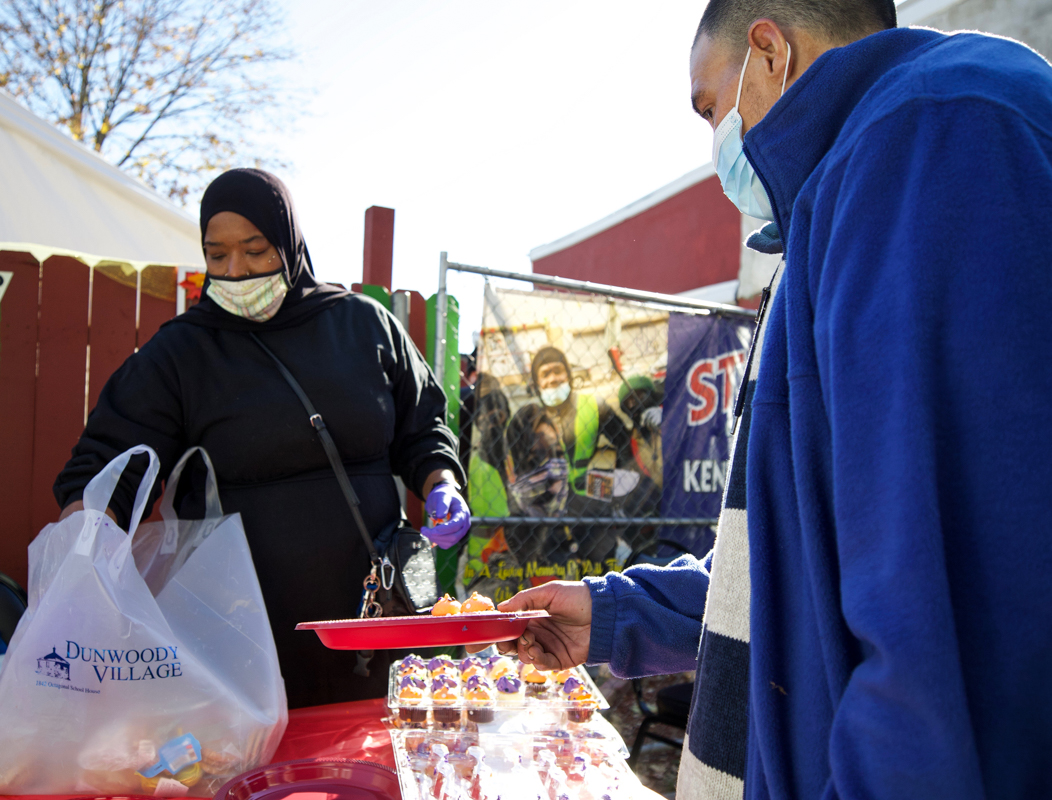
[492,1,1052,798]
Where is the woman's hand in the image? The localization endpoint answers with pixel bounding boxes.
[423,471,470,548]
[58,501,84,521]
[58,501,117,523]
[486,581,593,671]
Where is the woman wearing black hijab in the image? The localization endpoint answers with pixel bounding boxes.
[53,169,469,707]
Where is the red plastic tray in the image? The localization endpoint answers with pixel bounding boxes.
[296,611,549,650]
[214,758,399,800]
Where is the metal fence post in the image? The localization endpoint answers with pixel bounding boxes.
[435,251,449,371]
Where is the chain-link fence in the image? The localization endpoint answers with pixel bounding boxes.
[437,258,756,604]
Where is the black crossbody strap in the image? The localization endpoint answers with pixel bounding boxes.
[250,333,380,563]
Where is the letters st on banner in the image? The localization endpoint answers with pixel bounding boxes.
[458,285,753,603]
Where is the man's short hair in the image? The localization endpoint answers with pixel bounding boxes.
[695,0,897,53]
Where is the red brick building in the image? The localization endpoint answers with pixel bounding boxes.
[529,164,777,305]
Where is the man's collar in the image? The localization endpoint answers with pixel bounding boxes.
[742,27,944,244]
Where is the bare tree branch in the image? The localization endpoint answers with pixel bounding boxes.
[0,0,296,203]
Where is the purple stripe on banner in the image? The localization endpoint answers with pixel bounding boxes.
[661,313,753,524]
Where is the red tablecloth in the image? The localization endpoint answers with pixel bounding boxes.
[2,697,396,800]
[270,696,395,767]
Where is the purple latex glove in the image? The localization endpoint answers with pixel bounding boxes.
[424,482,471,548]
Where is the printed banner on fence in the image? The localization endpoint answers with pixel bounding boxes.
[460,285,671,602]
[462,286,673,597]
[661,311,754,524]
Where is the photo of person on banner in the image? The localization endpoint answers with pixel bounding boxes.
[465,373,512,519]
[458,287,742,603]
[530,345,638,564]
[461,374,525,603]
[614,374,665,520]
[503,403,571,567]
[530,345,633,501]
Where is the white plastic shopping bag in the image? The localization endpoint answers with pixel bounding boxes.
[0,445,287,795]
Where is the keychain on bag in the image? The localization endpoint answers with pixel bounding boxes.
[358,567,383,619]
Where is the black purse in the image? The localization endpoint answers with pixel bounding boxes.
[250,334,439,621]
[371,519,441,616]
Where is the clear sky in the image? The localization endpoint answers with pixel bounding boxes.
[274,1,719,351]
[274,2,913,350]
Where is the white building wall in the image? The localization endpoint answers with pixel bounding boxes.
[737,215,781,301]
[900,0,1052,59]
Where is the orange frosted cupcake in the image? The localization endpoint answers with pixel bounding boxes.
[551,668,575,686]
[464,677,495,723]
[487,657,515,681]
[568,692,599,723]
[431,593,462,615]
[398,681,426,723]
[460,591,496,613]
[561,678,598,722]
[521,663,550,697]
[431,679,461,726]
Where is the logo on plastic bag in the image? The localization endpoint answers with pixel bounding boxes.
[63,640,183,683]
[35,648,71,681]
[32,641,184,691]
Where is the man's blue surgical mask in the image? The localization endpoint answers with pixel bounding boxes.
[712,42,791,221]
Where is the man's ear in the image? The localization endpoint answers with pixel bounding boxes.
[747,18,789,80]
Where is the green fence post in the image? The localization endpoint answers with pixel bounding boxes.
[426,292,460,594]
[359,284,391,311]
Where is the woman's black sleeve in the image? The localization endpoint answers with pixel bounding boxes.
[52,342,187,529]
[380,309,466,498]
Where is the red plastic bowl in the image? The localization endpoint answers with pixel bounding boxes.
[214,758,400,800]
[296,611,549,650]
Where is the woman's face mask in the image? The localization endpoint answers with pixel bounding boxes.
[206,268,289,322]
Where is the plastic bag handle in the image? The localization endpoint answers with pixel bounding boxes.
[158,447,223,522]
[82,445,161,534]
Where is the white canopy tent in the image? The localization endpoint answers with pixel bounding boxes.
[0,90,202,271]
[0,93,208,600]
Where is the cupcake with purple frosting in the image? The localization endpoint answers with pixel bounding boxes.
[464,677,495,723]
[431,676,461,725]
[459,657,485,681]
[495,674,524,706]
[428,655,457,677]
[397,677,427,723]
[431,674,457,692]
[561,676,598,722]
[487,656,515,681]
[399,654,425,672]
[560,676,584,699]
[398,655,427,682]
[400,674,427,691]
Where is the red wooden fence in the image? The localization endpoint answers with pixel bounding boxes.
[0,250,40,588]
[0,250,179,588]
[0,209,425,591]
